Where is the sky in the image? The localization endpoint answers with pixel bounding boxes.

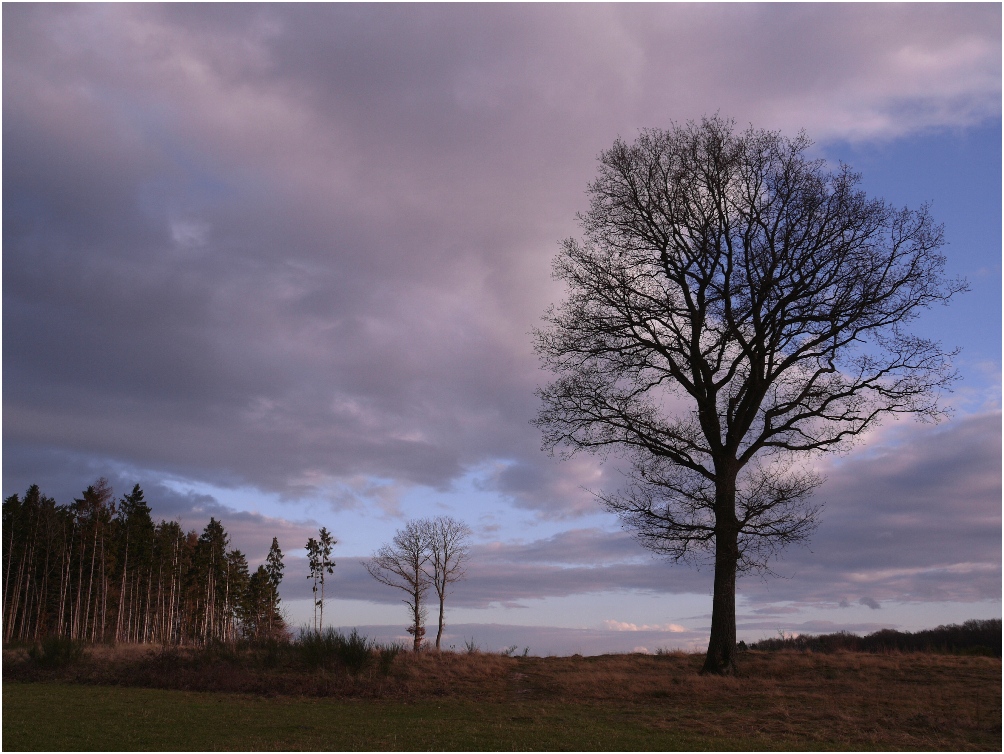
[4,3,1001,655]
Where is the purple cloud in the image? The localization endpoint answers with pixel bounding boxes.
[3,6,999,639]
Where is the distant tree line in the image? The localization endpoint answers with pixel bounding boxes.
[747,619,1001,657]
[3,481,285,645]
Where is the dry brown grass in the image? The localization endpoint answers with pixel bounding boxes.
[509,650,1001,749]
[5,644,1000,749]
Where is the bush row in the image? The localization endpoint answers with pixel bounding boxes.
[23,628,407,675]
[746,619,1001,656]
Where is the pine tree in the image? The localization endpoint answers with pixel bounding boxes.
[264,537,284,638]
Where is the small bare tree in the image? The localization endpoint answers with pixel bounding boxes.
[422,516,472,650]
[364,521,430,652]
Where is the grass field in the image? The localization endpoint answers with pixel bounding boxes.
[4,647,1000,750]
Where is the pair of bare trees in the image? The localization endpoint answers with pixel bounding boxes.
[364,517,471,652]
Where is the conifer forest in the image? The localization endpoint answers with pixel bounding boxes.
[2,480,286,646]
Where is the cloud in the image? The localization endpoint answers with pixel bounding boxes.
[281,412,999,612]
[740,412,1002,607]
[2,6,999,632]
[603,620,687,633]
[320,622,710,655]
[281,411,996,614]
[5,4,999,520]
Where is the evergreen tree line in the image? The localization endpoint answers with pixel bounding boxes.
[3,480,285,646]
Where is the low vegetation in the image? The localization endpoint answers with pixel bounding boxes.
[4,633,1001,750]
[747,619,1002,656]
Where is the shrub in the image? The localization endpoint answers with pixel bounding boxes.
[257,636,288,668]
[196,640,245,665]
[338,629,373,676]
[28,635,85,668]
[378,643,402,676]
[297,627,376,674]
[297,627,343,670]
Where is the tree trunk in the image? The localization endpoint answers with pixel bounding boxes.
[57,543,69,637]
[86,525,97,642]
[702,474,740,675]
[411,587,424,652]
[5,545,26,642]
[167,540,178,644]
[99,534,107,642]
[3,506,20,624]
[35,545,51,640]
[155,562,164,643]
[116,531,129,643]
[143,568,153,643]
[436,594,444,650]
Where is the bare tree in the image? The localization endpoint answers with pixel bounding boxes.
[535,116,964,675]
[364,521,431,651]
[422,516,472,650]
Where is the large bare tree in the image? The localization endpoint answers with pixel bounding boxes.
[535,116,964,674]
[423,516,472,650]
[364,520,431,652]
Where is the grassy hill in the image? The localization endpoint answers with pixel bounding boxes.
[4,638,1001,750]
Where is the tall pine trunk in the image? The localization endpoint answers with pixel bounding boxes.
[168,541,178,644]
[57,542,70,637]
[35,545,51,640]
[116,528,130,643]
[5,546,26,641]
[3,507,19,623]
[100,534,108,643]
[72,533,85,639]
[86,525,97,642]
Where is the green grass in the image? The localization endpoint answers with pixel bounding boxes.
[4,681,760,751]
[4,649,999,750]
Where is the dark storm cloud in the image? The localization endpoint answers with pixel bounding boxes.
[737,412,1002,607]
[279,413,1000,610]
[1,447,319,566]
[4,4,1000,522]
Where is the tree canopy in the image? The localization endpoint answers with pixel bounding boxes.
[535,116,964,673]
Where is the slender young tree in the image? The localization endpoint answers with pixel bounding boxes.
[535,116,964,674]
[305,537,320,631]
[316,528,336,631]
[364,521,431,652]
[422,517,472,650]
